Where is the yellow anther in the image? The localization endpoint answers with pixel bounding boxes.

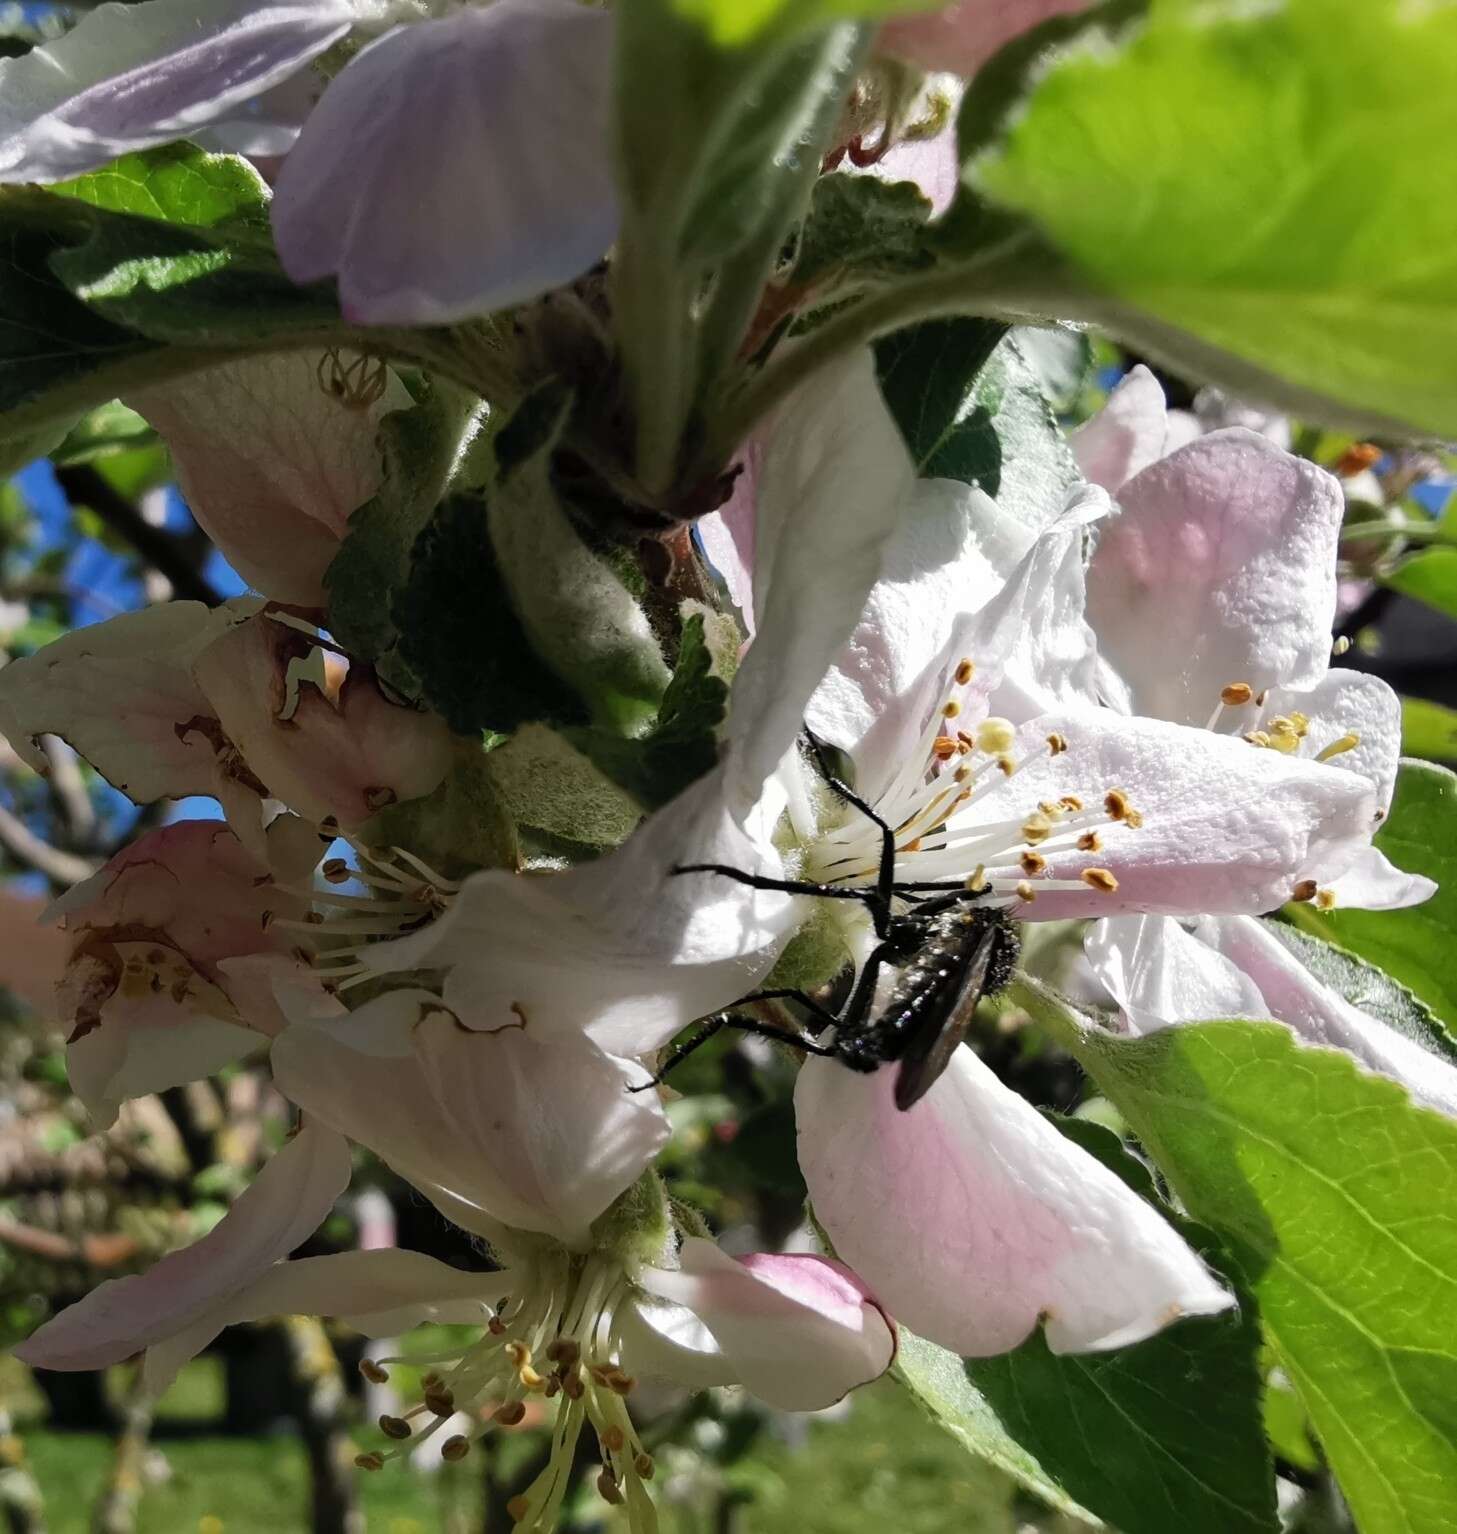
[358,1359,389,1385]
[942,699,962,720]
[504,1341,532,1367]
[1332,635,1352,656]
[1081,868,1119,893]
[953,764,972,784]
[932,735,958,761]
[1316,732,1361,762]
[1292,879,1318,902]
[996,754,1017,776]
[1038,800,1065,820]
[1244,730,1272,748]
[1123,808,1144,829]
[355,1453,385,1472]
[597,1470,625,1506]
[965,865,988,892]
[1289,711,1310,737]
[1220,682,1254,706]
[379,1415,412,1441]
[494,1401,527,1426]
[1021,813,1054,846]
[1046,732,1069,755]
[1059,795,1084,813]
[1316,889,1337,911]
[1104,788,1133,821]
[601,1425,626,1453]
[955,658,975,685]
[442,1436,471,1462]
[1076,831,1102,852]
[1015,881,1037,902]
[977,717,1016,753]
[1020,852,1047,877]
[519,1365,547,1393]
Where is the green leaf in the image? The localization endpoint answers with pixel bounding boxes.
[1384,549,1457,624]
[1402,696,1457,765]
[1294,761,1457,1036]
[893,1330,1098,1524]
[668,0,934,47]
[50,401,156,467]
[570,611,729,809]
[1262,916,1457,1067]
[392,493,587,738]
[361,746,519,880]
[1045,1009,1457,1534]
[969,0,1457,439]
[875,324,1078,527]
[790,173,934,297]
[325,379,485,662]
[52,143,271,234]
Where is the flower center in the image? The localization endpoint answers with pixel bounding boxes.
[273,835,459,992]
[355,1254,657,1531]
[804,657,1129,909]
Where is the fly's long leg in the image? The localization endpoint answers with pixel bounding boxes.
[731,986,842,1033]
[673,863,886,907]
[805,728,897,937]
[831,940,900,1045]
[630,1012,835,1092]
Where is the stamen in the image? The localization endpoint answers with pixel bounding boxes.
[1221,682,1254,706]
[977,718,1015,754]
[1316,889,1337,911]
[1015,881,1037,903]
[1080,868,1119,893]
[1104,789,1138,822]
[954,658,975,685]
[1316,732,1361,762]
[1076,831,1102,852]
[1291,879,1318,902]
[1020,852,1047,877]
[355,1453,385,1472]
[442,1436,471,1462]
[495,1401,527,1426]
[379,1415,412,1440]
[359,1358,389,1385]
[1332,636,1352,657]
[942,699,962,720]
[1046,732,1068,755]
[932,735,958,761]
[1020,812,1054,845]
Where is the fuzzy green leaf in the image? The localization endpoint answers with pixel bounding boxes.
[52,143,271,234]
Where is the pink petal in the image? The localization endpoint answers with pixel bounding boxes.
[128,352,410,605]
[877,0,1093,78]
[16,1122,350,1377]
[1069,365,1171,493]
[948,709,1376,921]
[192,614,453,826]
[1087,430,1343,726]
[272,1,617,325]
[0,0,353,183]
[696,444,761,634]
[797,1052,1230,1356]
[637,1239,894,1410]
[0,602,240,804]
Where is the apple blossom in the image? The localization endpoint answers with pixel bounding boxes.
[0,602,453,851]
[47,814,325,1128]
[0,0,618,324]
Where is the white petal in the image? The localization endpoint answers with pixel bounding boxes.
[0,0,353,183]
[1320,844,1436,911]
[272,1001,669,1249]
[949,709,1376,920]
[128,353,410,605]
[1257,669,1402,813]
[0,602,240,800]
[615,1295,738,1393]
[637,1239,895,1410]
[1088,430,1343,725]
[1086,913,1268,1036]
[272,1,617,324]
[806,478,1031,803]
[367,767,795,1057]
[1069,365,1170,492]
[15,1122,349,1377]
[796,1052,1230,1356]
[1196,915,1457,1117]
[728,347,914,801]
[221,1249,508,1337]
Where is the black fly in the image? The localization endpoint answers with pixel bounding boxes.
[645,732,1020,1110]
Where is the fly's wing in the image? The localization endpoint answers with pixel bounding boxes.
[893,926,998,1111]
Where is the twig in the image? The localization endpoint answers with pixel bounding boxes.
[0,799,96,885]
[54,466,221,608]
[41,736,96,846]
[89,1369,155,1534]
